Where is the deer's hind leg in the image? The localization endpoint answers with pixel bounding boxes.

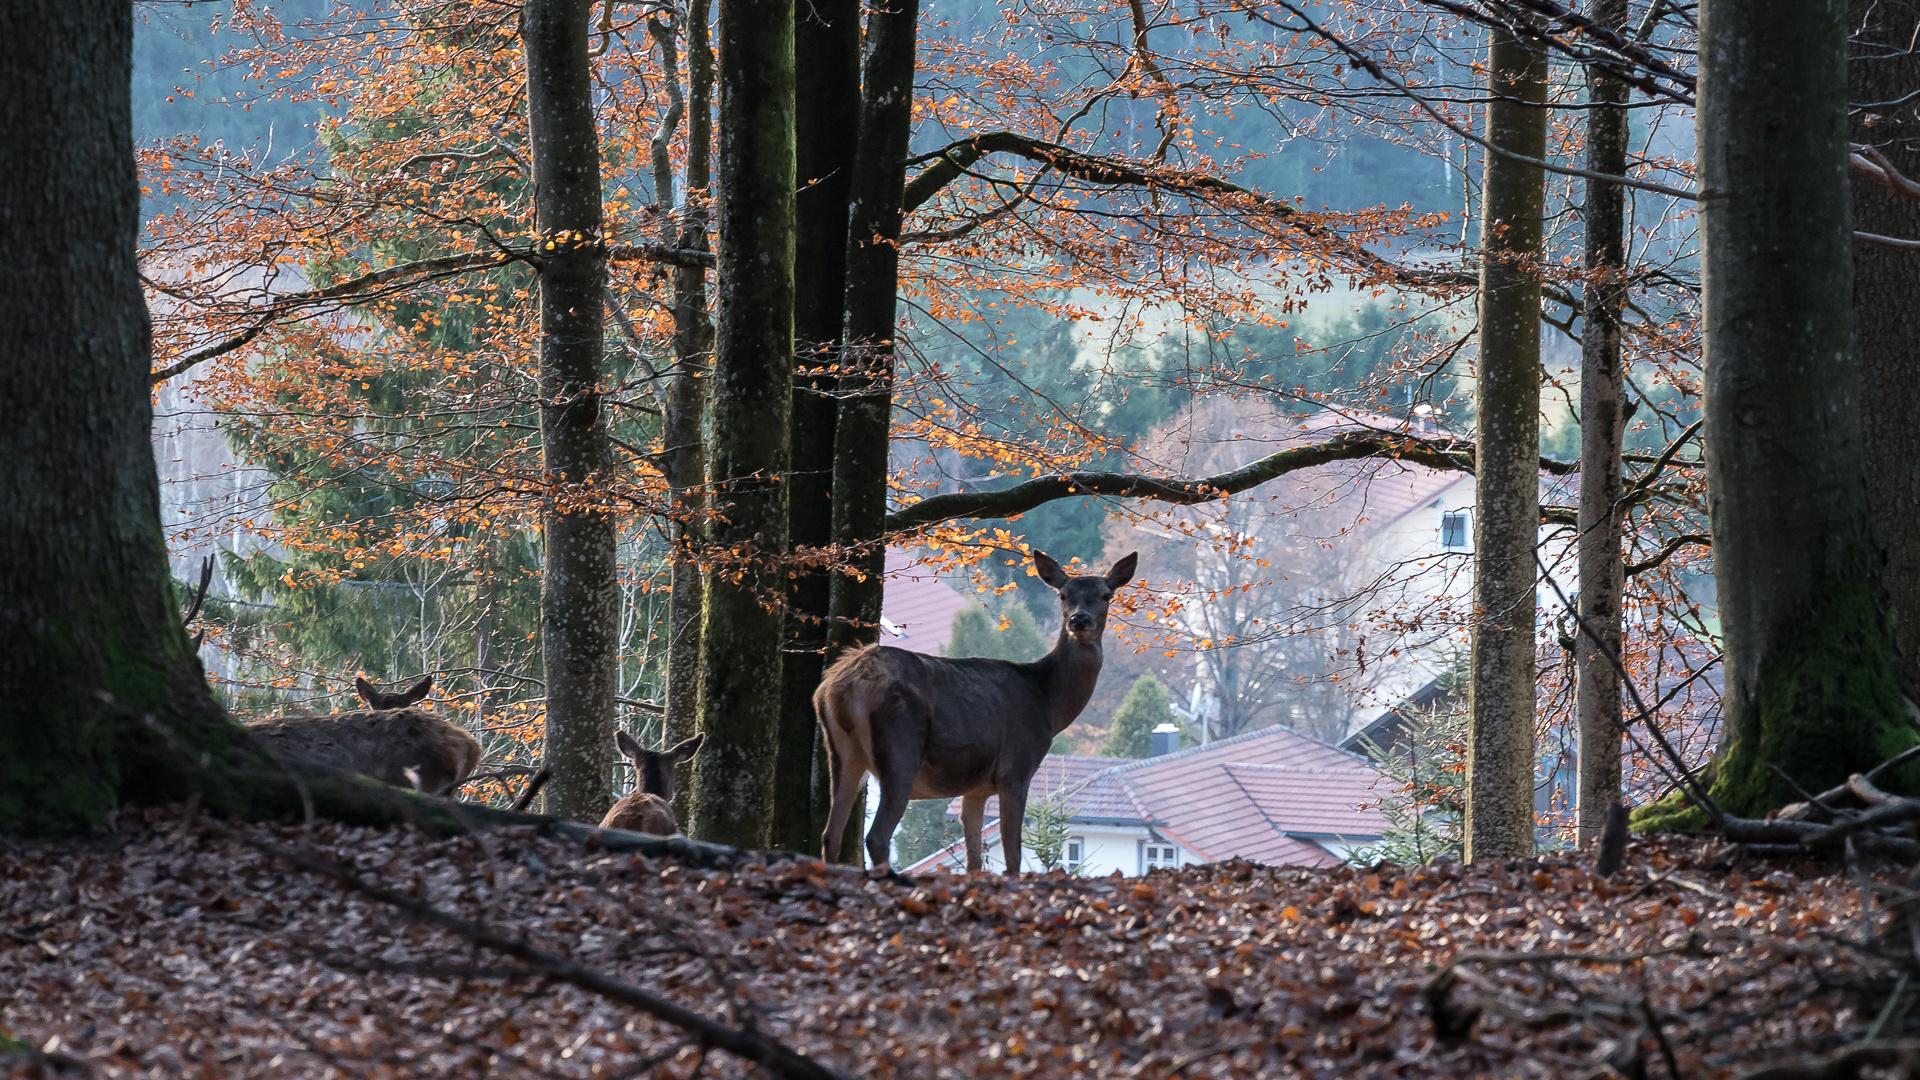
[959,791,988,874]
[865,685,931,874]
[817,695,868,865]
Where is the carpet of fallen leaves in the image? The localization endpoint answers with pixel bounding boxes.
[0,808,1900,1079]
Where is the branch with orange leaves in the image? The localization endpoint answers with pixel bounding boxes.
[883,430,1576,531]
[148,242,713,384]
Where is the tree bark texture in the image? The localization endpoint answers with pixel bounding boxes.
[1465,24,1547,863]
[663,0,713,826]
[1852,0,1920,697]
[526,0,618,822]
[690,0,795,848]
[0,0,240,835]
[826,0,921,662]
[775,0,862,855]
[1688,0,1915,821]
[1574,0,1630,849]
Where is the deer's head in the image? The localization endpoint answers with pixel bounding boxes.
[614,730,705,802]
[1034,551,1138,646]
[355,674,433,711]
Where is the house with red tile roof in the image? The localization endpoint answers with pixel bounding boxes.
[899,722,1387,876]
[876,547,981,656]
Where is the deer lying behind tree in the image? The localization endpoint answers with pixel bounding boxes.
[815,551,1138,875]
[599,731,705,834]
[243,675,482,795]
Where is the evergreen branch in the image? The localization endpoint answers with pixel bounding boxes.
[883,431,1577,530]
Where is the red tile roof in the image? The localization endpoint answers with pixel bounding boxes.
[879,548,981,656]
[908,723,1387,872]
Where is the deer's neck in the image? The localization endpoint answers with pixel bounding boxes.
[1038,630,1104,734]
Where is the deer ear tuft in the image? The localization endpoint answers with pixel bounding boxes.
[1032,551,1069,589]
[397,674,433,706]
[615,729,645,761]
[668,732,706,764]
[1105,552,1139,590]
[354,676,378,708]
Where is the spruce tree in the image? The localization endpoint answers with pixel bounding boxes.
[1102,673,1176,758]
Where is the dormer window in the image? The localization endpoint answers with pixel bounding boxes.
[1142,842,1179,872]
[1440,510,1470,551]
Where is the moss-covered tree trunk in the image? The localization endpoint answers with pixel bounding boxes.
[1464,24,1547,863]
[662,0,713,825]
[0,0,248,835]
[525,0,618,823]
[825,0,919,661]
[1692,0,1915,818]
[774,0,862,856]
[1574,0,1630,849]
[1852,0,1920,697]
[689,0,795,847]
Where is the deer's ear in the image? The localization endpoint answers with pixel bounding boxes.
[1104,552,1138,590]
[615,729,645,761]
[667,732,706,764]
[396,675,433,706]
[354,676,378,707]
[1033,551,1069,589]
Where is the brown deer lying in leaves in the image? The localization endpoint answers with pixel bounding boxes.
[243,675,482,795]
[599,731,705,835]
[815,550,1137,875]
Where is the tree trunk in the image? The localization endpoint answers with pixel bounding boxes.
[689,0,795,848]
[821,0,918,863]
[1686,0,1914,821]
[0,0,243,835]
[1464,24,1547,863]
[825,0,920,660]
[1574,0,1630,849]
[774,0,862,856]
[662,0,713,826]
[1852,0,1920,698]
[525,0,618,823]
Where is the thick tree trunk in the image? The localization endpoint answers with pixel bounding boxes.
[825,0,920,660]
[526,0,618,823]
[1574,0,1630,849]
[662,0,713,826]
[1464,24,1547,863]
[0,0,242,835]
[1852,0,1920,697]
[689,0,795,847]
[775,0,862,856]
[1686,0,1914,821]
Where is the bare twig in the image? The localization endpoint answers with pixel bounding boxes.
[511,766,553,814]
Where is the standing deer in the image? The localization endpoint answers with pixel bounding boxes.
[599,731,705,834]
[243,674,482,795]
[815,551,1138,875]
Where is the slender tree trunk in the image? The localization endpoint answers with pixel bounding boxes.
[689,0,795,847]
[1464,24,1547,863]
[1574,0,1630,849]
[1853,0,1920,696]
[1685,0,1916,820]
[525,0,617,823]
[660,3,713,825]
[775,0,862,855]
[0,0,243,834]
[821,0,918,862]
[474,530,501,722]
[826,0,920,660]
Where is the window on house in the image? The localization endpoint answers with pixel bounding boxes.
[1065,837,1085,871]
[1440,510,1470,550]
[1143,843,1179,871]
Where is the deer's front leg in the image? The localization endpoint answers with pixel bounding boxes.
[960,792,987,873]
[996,785,1026,877]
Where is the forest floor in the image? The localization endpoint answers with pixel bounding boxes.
[0,807,1897,1080]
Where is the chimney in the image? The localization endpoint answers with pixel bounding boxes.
[1150,723,1181,758]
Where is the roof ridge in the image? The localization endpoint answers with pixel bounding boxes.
[1108,720,1375,773]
